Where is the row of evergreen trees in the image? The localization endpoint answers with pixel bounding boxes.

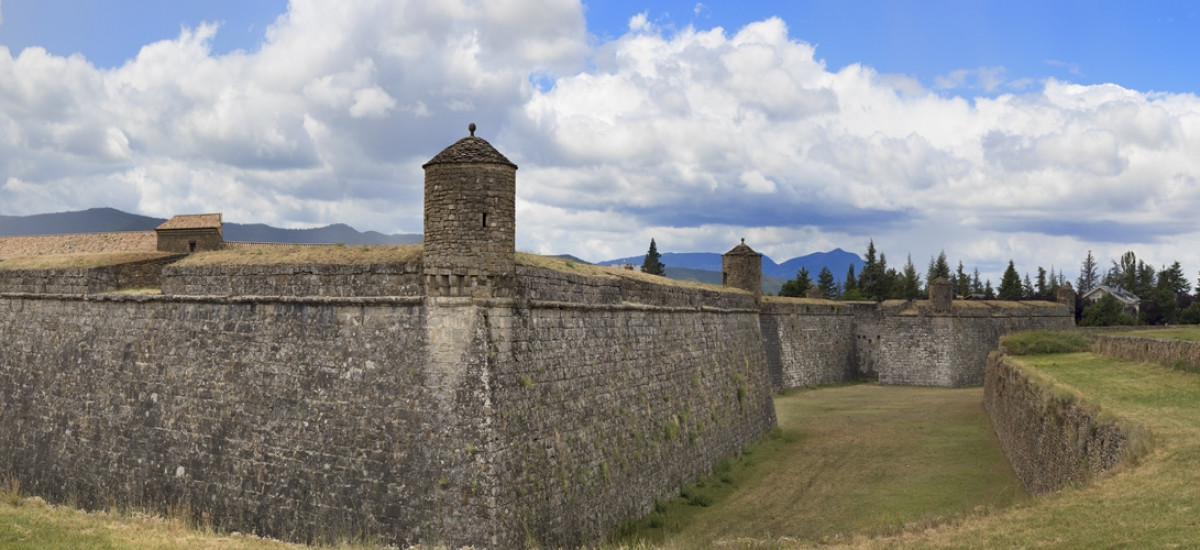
[640,237,1200,327]
[776,242,1200,327]
[776,240,1054,301]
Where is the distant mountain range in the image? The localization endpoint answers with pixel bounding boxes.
[0,207,422,245]
[598,249,864,294]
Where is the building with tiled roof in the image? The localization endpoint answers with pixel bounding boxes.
[156,213,223,253]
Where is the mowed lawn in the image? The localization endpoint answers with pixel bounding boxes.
[618,352,1200,549]
[609,385,1028,548]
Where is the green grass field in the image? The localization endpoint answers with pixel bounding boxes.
[1110,325,1200,342]
[606,384,1027,549]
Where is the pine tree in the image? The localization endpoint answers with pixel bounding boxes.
[844,264,857,293]
[955,261,970,298]
[641,238,665,276]
[817,266,838,299]
[780,266,813,297]
[841,264,863,300]
[900,255,922,299]
[1077,250,1099,295]
[971,268,983,295]
[998,260,1023,300]
[858,240,883,300]
[926,251,950,294]
[1035,267,1048,299]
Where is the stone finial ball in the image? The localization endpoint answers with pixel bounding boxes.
[469,122,476,136]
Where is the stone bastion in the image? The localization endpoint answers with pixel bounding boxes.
[0,127,1073,548]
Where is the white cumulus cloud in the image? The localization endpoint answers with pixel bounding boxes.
[1,2,1199,284]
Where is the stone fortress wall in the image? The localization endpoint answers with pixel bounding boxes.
[0,263,775,548]
[759,297,1074,390]
[0,127,1075,548]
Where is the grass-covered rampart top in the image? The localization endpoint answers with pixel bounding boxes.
[172,244,422,266]
[515,252,741,292]
[999,330,1091,355]
[1108,326,1200,342]
[0,252,177,271]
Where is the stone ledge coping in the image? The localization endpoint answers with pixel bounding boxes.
[0,292,426,307]
[526,299,758,314]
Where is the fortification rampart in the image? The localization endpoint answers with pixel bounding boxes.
[0,254,182,294]
[759,299,866,389]
[490,266,774,545]
[0,127,1077,547]
[761,298,1074,389]
[0,262,774,548]
[984,352,1133,495]
[0,293,483,544]
[1090,334,1200,370]
[161,262,425,297]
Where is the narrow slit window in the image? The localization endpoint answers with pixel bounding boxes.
[482,212,488,228]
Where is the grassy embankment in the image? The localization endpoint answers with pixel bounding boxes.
[0,252,176,271]
[802,335,1200,549]
[1109,325,1200,342]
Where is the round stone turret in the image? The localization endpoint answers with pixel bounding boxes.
[722,239,762,299]
[1057,282,1076,307]
[423,124,517,298]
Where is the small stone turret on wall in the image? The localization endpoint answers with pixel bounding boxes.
[1057,283,1076,306]
[422,124,517,298]
[930,276,953,311]
[722,239,762,299]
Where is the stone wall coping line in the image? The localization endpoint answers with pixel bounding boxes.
[0,292,425,307]
[524,299,758,314]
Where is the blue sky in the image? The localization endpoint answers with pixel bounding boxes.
[6,1,1198,92]
[1,1,1199,286]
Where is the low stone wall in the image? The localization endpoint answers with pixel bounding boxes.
[984,353,1131,495]
[161,263,424,297]
[0,255,182,294]
[1090,335,1200,371]
[514,265,757,310]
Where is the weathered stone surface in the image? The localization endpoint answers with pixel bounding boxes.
[984,353,1132,495]
[0,265,776,549]
[493,267,775,547]
[0,255,182,294]
[0,294,474,546]
[1090,335,1200,370]
[161,263,424,297]
[761,299,1074,389]
[423,137,516,299]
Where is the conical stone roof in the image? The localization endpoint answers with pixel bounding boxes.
[423,125,517,168]
[725,239,759,256]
